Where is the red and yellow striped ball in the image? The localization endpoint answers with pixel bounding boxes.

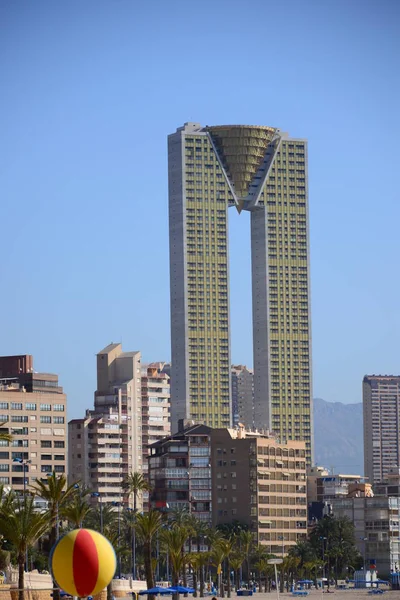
[50,529,116,597]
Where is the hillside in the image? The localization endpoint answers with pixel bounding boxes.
[313,397,364,475]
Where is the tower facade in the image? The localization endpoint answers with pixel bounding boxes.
[168,123,313,462]
[363,375,400,483]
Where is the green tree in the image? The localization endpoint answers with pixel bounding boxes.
[216,538,235,598]
[230,552,244,591]
[0,425,12,444]
[254,558,268,593]
[161,526,188,599]
[238,530,253,585]
[0,495,49,600]
[135,510,164,594]
[123,472,151,512]
[63,496,92,529]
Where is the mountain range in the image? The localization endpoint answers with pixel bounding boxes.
[313,397,364,475]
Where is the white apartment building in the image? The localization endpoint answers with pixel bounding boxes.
[68,343,142,507]
[363,375,400,483]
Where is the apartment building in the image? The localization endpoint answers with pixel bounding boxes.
[148,423,212,525]
[68,343,142,507]
[307,466,362,503]
[332,493,400,576]
[363,375,400,483]
[231,365,254,427]
[141,363,170,509]
[210,426,307,554]
[0,354,67,492]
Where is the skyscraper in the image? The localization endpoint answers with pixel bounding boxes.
[168,123,313,462]
[363,375,400,483]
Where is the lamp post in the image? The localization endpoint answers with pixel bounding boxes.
[13,458,31,571]
[91,492,103,533]
[112,501,121,578]
[278,535,285,557]
[319,536,327,581]
[268,558,283,600]
[361,537,368,572]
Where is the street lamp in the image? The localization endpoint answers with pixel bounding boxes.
[112,501,121,578]
[278,535,285,557]
[91,492,103,534]
[13,458,32,571]
[319,536,327,580]
[361,537,368,571]
[268,558,283,600]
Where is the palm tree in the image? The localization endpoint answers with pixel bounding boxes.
[211,543,227,598]
[216,538,234,598]
[161,526,188,600]
[0,424,12,444]
[0,495,49,600]
[135,510,163,593]
[63,496,92,528]
[254,558,268,593]
[229,552,244,592]
[85,503,118,533]
[238,530,253,586]
[31,473,80,600]
[123,472,151,512]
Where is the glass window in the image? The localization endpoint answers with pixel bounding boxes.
[40,404,51,412]
[53,405,64,412]
[0,403,8,410]
[11,403,23,410]
[41,441,52,448]
[54,441,65,448]
[25,403,37,411]
[40,417,51,424]
[0,465,9,472]
[54,417,64,424]
[41,465,52,473]
[41,455,52,461]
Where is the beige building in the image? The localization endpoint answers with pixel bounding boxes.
[306,465,362,504]
[0,354,67,492]
[210,426,307,554]
[68,343,142,507]
[363,375,400,483]
[141,364,170,473]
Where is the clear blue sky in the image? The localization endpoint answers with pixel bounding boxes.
[1,0,399,419]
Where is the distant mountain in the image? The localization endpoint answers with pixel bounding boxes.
[313,397,364,475]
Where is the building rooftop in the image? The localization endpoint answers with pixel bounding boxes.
[97,343,121,355]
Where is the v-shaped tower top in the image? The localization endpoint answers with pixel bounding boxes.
[206,125,281,212]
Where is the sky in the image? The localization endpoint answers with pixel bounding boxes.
[1,0,399,419]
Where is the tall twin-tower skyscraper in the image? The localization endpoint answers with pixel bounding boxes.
[168,122,313,463]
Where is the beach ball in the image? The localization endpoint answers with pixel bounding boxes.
[50,529,116,597]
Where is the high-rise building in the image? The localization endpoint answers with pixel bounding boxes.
[231,365,254,427]
[168,122,313,462]
[141,362,170,509]
[210,426,307,553]
[363,375,400,483]
[68,343,142,507]
[0,354,67,492]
